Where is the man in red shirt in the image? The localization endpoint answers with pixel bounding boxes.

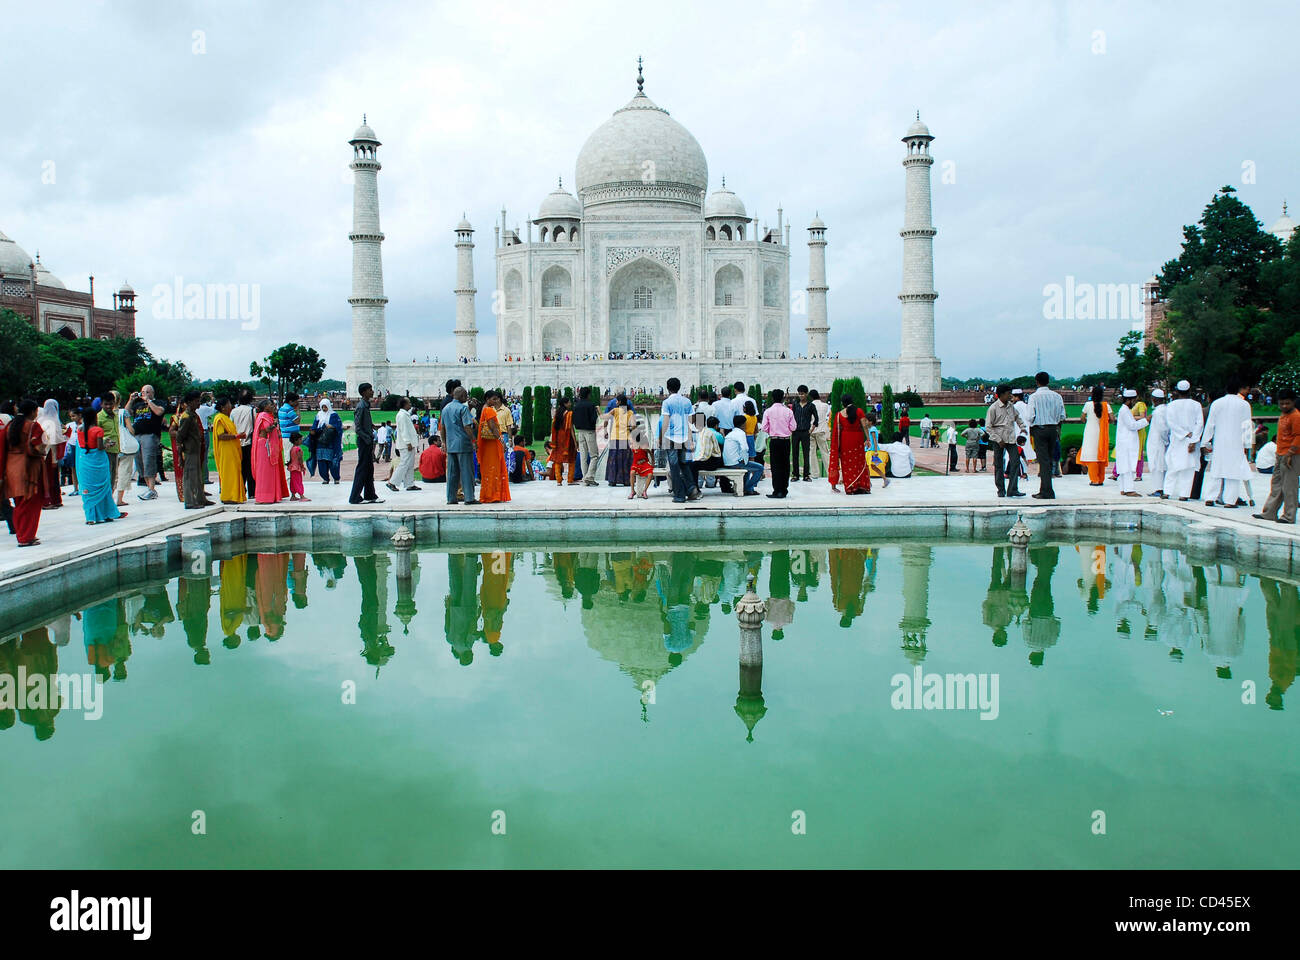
[1255,388,1299,524]
[419,436,447,483]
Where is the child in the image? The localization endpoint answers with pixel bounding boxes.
[865,412,890,488]
[962,418,980,473]
[976,419,990,472]
[629,427,653,500]
[288,432,310,501]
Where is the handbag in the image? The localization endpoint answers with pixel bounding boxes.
[866,450,890,478]
[117,409,139,454]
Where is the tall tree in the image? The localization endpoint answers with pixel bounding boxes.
[1161,266,1242,395]
[249,343,326,399]
[1158,185,1282,306]
[520,386,534,444]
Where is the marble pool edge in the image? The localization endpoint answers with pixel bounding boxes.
[3,502,1298,635]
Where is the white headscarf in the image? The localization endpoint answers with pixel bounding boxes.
[314,398,333,428]
[37,399,61,447]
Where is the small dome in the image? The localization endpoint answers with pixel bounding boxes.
[118,281,134,295]
[34,255,64,289]
[0,229,34,279]
[704,184,747,219]
[455,215,473,232]
[1271,202,1296,243]
[809,213,826,229]
[537,182,582,220]
[350,119,379,143]
[904,113,932,140]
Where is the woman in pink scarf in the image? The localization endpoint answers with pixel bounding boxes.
[252,400,289,504]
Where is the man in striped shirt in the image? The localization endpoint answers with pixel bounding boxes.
[1028,371,1066,499]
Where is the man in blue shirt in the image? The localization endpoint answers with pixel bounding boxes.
[659,378,701,502]
[439,386,479,505]
[278,392,301,463]
[723,414,764,495]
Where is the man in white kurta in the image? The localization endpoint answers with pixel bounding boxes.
[389,401,420,491]
[1114,389,1149,494]
[1012,390,1036,461]
[1144,389,1170,497]
[1199,385,1253,507]
[1163,382,1204,500]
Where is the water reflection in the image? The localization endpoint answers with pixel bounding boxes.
[2,541,1297,741]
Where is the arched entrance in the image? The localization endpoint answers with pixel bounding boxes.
[608,258,676,355]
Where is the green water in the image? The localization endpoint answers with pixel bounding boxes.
[1,542,1295,869]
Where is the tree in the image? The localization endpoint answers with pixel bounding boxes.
[207,379,250,402]
[249,343,326,399]
[1158,186,1283,306]
[520,386,534,444]
[1162,266,1242,396]
[115,357,194,403]
[533,386,552,441]
[880,384,897,443]
[1115,331,1147,389]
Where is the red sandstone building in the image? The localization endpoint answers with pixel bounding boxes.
[0,229,136,339]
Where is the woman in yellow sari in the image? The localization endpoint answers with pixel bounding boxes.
[212,397,246,503]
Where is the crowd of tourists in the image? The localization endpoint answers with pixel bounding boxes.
[4,370,1297,548]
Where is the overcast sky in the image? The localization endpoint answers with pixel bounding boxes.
[4,0,1296,381]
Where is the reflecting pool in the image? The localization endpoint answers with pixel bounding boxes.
[1,541,1296,868]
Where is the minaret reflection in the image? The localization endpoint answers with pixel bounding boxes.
[445,552,481,666]
[1260,577,1299,710]
[1024,546,1060,667]
[356,553,394,674]
[178,567,213,666]
[899,545,931,664]
[735,576,767,743]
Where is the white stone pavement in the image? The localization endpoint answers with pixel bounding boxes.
[4,469,1294,582]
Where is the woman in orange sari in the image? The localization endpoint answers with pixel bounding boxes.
[5,401,47,546]
[477,392,511,503]
[1077,385,1111,485]
[550,397,576,485]
[828,394,871,494]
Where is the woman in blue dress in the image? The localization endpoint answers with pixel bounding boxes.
[309,399,345,484]
[76,404,125,524]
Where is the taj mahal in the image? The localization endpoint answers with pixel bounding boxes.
[345,63,942,397]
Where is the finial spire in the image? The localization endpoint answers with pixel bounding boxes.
[636,56,644,95]
[363,113,367,124]
[721,175,726,188]
[915,109,920,121]
[1285,199,1290,216]
[558,175,563,189]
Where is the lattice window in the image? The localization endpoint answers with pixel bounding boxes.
[633,286,653,309]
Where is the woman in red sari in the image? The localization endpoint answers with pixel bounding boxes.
[550,397,576,485]
[6,401,47,546]
[252,400,289,504]
[829,394,872,495]
[477,392,511,503]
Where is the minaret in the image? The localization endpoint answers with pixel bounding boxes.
[899,544,932,664]
[899,112,938,385]
[806,214,829,357]
[453,215,477,360]
[348,116,388,390]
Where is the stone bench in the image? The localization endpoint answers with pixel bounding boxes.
[651,466,749,497]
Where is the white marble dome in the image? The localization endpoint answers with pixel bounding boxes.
[34,255,64,289]
[0,229,34,279]
[351,121,378,143]
[905,115,932,140]
[575,92,708,208]
[704,184,747,219]
[537,183,582,220]
[1271,202,1296,243]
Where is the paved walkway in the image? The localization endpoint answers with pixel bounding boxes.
[5,453,1293,582]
